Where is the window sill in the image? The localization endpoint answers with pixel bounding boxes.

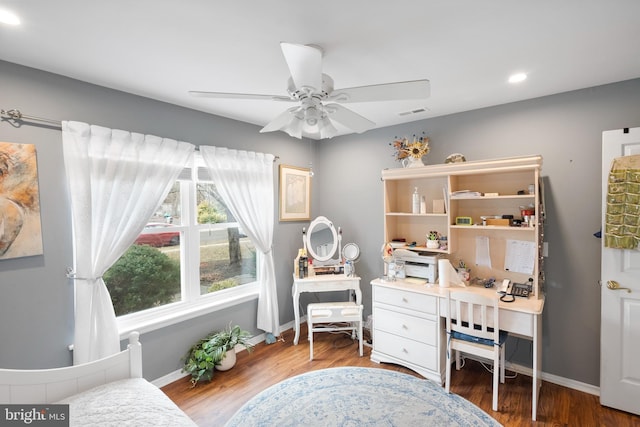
[117,282,260,340]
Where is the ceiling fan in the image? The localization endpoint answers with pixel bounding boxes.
[189,42,430,139]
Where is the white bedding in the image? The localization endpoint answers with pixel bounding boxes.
[58,378,197,427]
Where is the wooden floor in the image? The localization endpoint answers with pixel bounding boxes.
[162,326,640,427]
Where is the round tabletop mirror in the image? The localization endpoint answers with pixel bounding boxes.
[342,242,360,262]
[306,216,338,262]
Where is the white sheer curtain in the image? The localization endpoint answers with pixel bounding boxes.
[62,121,195,364]
[200,146,279,335]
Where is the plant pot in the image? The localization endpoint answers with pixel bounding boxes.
[216,349,237,371]
[426,240,439,249]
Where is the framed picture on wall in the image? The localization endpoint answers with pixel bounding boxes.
[279,164,311,221]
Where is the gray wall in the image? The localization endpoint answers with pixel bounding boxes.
[1,59,639,386]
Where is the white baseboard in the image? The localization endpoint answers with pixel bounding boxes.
[152,370,189,388]
[462,354,600,396]
[505,361,600,396]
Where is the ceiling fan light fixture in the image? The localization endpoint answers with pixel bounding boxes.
[304,106,320,126]
[319,116,338,139]
[283,116,304,139]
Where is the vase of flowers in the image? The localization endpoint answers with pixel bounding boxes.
[402,156,424,168]
[391,133,430,168]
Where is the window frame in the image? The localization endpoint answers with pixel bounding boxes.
[115,154,260,339]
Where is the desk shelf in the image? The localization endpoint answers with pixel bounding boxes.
[385,212,448,217]
[450,225,536,232]
[381,155,544,298]
[450,194,535,200]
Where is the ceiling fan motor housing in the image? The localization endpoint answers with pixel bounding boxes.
[287,74,334,102]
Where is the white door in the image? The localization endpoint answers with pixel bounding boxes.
[601,126,640,415]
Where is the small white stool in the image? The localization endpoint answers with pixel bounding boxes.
[307,301,363,361]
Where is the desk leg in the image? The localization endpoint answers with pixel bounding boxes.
[353,288,363,340]
[292,287,300,345]
[532,313,542,421]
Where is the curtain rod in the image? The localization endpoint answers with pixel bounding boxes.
[1,108,62,127]
[1,107,280,161]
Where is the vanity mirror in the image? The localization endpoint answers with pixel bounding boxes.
[342,242,360,276]
[342,242,360,263]
[306,216,341,265]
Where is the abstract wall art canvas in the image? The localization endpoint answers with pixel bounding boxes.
[0,142,44,260]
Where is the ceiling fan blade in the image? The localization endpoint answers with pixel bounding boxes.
[259,107,302,134]
[325,104,375,134]
[189,91,293,102]
[280,42,322,91]
[328,79,430,103]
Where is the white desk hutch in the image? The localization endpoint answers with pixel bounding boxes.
[370,155,545,420]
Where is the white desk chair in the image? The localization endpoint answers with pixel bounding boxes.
[307,302,363,361]
[445,290,508,412]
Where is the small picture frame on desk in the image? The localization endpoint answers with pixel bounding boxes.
[279,164,311,221]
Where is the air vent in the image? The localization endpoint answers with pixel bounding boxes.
[398,107,430,116]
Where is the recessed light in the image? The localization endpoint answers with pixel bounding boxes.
[0,9,20,26]
[508,73,527,84]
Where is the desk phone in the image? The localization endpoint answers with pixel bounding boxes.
[511,282,531,297]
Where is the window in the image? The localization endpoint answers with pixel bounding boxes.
[105,154,259,334]
[196,182,257,296]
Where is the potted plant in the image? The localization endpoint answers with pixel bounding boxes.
[182,323,254,387]
[426,231,440,249]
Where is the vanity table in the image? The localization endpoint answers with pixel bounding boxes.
[291,216,362,345]
[291,273,362,345]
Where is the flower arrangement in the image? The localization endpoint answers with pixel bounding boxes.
[390,133,430,161]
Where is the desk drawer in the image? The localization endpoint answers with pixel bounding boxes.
[374,330,437,371]
[374,286,437,315]
[374,307,437,345]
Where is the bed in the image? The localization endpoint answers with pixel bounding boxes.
[0,332,196,426]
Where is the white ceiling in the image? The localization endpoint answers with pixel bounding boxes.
[2,1,640,139]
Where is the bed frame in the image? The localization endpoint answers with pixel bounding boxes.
[0,332,142,404]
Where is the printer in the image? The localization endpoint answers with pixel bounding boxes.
[392,249,441,284]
